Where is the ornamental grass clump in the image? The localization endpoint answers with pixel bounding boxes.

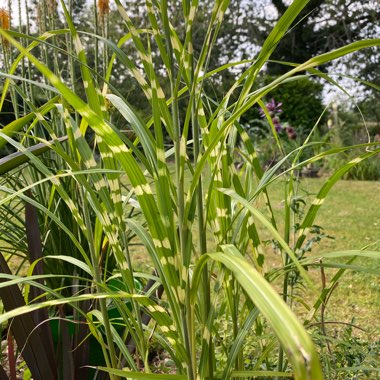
[0,1,379,379]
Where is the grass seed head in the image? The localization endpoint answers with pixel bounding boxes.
[47,0,57,16]
[0,8,9,29]
[98,0,110,22]
[0,8,10,48]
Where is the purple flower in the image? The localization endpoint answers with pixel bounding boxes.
[259,98,283,118]
[266,98,282,113]
[286,126,297,140]
[273,117,282,132]
[257,98,297,139]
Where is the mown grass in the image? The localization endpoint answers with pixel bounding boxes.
[264,177,380,340]
[270,177,380,253]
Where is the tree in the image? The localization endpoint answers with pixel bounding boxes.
[237,0,379,140]
[264,0,380,75]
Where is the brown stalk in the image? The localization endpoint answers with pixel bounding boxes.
[7,333,16,380]
[319,259,339,355]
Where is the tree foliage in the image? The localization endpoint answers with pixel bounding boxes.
[265,0,380,75]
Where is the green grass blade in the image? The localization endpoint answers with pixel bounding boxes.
[0,137,67,176]
[229,371,293,378]
[255,0,309,69]
[296,149,380,250]
[0,96,59,149]
[218,39,380,133]
[0,30,180,302]
[236,0,308,105]
[0,291,148,325]
[95,367,186,379]
[0,29,69,111]
[219,188,315,289]
[208,245,322,380]
[312,263,380,275]
[59,0,102,115]
[303,250,380,263]
[221,308,260,380]
[106,94,156,169]
[0,184,91,267]
[41,255,93,276]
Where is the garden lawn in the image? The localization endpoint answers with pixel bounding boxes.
[264,177,380,339]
